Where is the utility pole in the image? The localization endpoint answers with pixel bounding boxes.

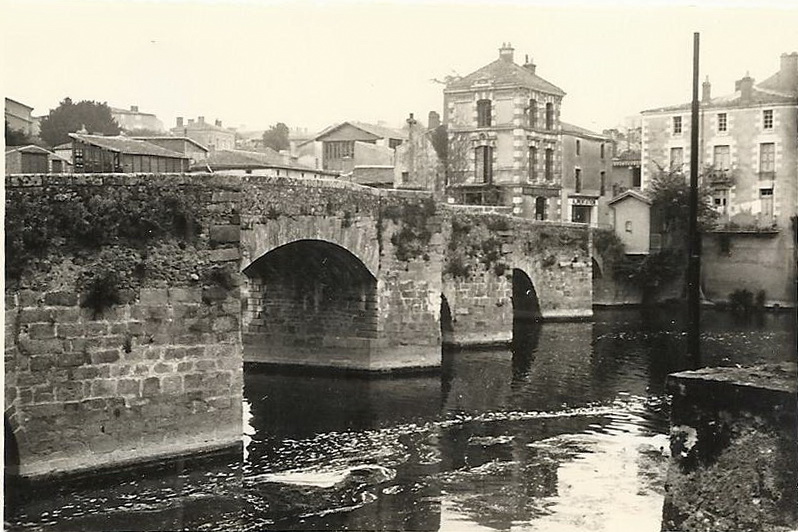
[687,32,702,368]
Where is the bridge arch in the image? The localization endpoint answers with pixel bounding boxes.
[511,268,542,322]
[242,239,379,369]
[241,218,379,279]
[592,257,603,279]
[5,415,20,478]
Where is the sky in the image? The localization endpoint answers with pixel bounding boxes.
[2,0,798,135]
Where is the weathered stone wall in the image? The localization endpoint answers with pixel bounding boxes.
[4,173,243,479]
[243,272,379,369]
[442,208,592,345]
[663,363,798,532]
[376,192,446,369]
[240,177,444,370]
[701,232,795,307]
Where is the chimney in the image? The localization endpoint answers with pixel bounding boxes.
[702,76,711,103]
[176,117,184,128]
[198,116,205,125]
[130,105,139,112]
[499,42,514,63]
[215,119,222,127]
[406,113,417,128]
[188,118,195,125]
[428,111,441,130]
[736,73,755,103]
[523,54,536,75]
[780,52,798,89]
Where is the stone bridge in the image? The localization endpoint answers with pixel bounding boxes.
[4,173,591,479]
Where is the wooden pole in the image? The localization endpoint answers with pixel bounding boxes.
[687,32,702,367]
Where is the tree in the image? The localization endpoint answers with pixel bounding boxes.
[38,98,120,147]
[5,120,37,146]
[261,123,290,152]
[434,127,473,187]
[649,168,718,247]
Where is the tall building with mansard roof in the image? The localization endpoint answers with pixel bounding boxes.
[443,43,566,220]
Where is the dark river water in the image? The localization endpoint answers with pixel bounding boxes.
[6,308,796,531]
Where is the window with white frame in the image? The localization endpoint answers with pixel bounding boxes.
[763,109,773,130]
[713,145,731,171]
[760,187,774,218]
[717,113,727,132]
[759,143,775,178]
[673,116,682,135]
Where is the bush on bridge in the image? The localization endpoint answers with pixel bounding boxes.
[381,197,437,263]
[6,185,201,283]
[444,213,510,279]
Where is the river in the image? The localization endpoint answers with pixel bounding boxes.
[5,308,796,531]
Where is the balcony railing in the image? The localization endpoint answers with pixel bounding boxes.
[706,168,733,186]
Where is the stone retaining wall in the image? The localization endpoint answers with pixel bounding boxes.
[5,173,243,479]
[663,363,798,532]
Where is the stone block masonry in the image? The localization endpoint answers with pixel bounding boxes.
[662,363,798,532]
[442,208,592,346]
[5,173,243,479]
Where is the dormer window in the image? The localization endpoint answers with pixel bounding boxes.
[477,99,492,128]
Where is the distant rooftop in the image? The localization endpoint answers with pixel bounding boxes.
[69,133,188,159]
[561,122,608,140]
[195,148,336,175]
[313,121,408,142]
[132,136,209,152]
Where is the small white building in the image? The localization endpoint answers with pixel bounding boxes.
[607,189,652,255]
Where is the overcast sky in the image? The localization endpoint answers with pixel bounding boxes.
[2,0,797,134]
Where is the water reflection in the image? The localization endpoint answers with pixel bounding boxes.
[5,308,795,532]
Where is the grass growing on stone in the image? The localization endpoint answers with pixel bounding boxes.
[444,213,509,279]
[6,185,201,283]
[382,197,437,263]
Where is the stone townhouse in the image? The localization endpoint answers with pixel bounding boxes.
[561,122,612,226]
[443,43,565,219]
[640,52,798,306]
[172,116,236,152]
